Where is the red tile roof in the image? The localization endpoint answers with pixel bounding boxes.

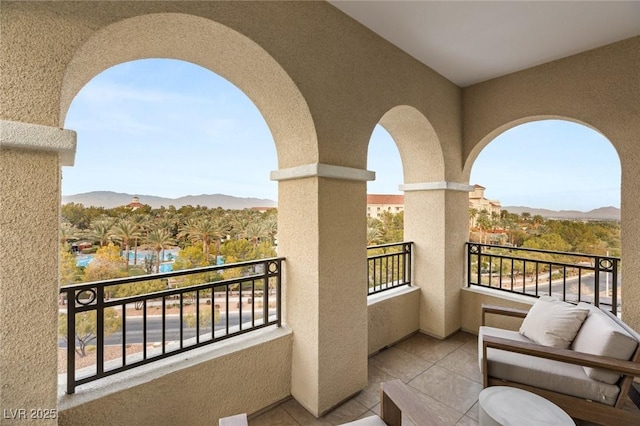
[367,194,404,205]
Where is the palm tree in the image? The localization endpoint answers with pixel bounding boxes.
[89,219,114,247]
[60,221,81,245]
[145,228,175,273]
[241,222,269,252]
[469,208,478,230]
[367,217,383,246]
[111,219,141,271]
[130,214,152,265]
[179,216,228,260]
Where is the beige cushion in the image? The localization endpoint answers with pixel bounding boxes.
[519,296,588,349]
[572,302,638,384]
[480,326,621,406]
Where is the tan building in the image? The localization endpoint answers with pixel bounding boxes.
[469,184,502,217]
[366,194,404,218]
[1,2,639,424]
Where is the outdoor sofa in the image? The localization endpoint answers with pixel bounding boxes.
[479,296,640,426]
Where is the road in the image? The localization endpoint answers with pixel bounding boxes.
[486,272,621,305]
[59,310,275,348]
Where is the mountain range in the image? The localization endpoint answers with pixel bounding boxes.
[62,191,276,210]
[62,191,620,220]
[503,206,620,221]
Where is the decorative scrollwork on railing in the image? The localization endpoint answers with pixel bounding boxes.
[469,244,481,254]
[75,288,97,306]
[267,260,280,274]
[598,258,614,272]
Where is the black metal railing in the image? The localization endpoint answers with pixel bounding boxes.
[367,242,412,295]
[59,257,283,394]
[466,243,620,313]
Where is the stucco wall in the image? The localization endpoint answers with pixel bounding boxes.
[367,287,420,355]
[0,148,60,424]
[58,328,292,425]
[460,287,535,334]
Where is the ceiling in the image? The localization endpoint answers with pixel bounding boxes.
[329,1,640,87]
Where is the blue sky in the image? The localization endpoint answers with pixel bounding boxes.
[63,59,620,211]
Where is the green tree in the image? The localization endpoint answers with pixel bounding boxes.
[60,244,81,285]
[367,217,383,245]
[476,209,491,243]
[179,216,228,259]
[84,243,128,282]
[89,219,115,247]
[58,308,120,357]
[145,228,175,273]
[111,219,141,271]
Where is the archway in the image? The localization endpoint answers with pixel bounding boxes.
[59,12,317,169]
[464,117,621,311]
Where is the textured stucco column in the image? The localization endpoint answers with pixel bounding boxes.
[402,183,471,338]
[619,133,640,332]
[0,121,75,424]
[273,164,370,416]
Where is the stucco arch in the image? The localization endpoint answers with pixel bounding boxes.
[58,12,317,169]
[376,105,445,184]
[462,115,620,180]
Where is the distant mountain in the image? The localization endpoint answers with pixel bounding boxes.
[503,206,620,221]
[62,191,277,210]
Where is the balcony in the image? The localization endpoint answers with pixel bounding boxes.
[3,2,639,425]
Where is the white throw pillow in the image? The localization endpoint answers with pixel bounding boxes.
[519,296,589,349]
[572,302,638,384]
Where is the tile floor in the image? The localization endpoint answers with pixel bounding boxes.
[248,330,640,425]
[249,331,482,425]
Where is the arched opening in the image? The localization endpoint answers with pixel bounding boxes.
[59,12,317,168]
[366,125,403,245]
[465,118,621,310]
[59,58,285,390]
[55,12,318,399]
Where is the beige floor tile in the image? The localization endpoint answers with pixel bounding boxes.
[409,365,483,414]
[437,348,482,383]
[355,365,398,409]
[395,333,464,363]
[280,398,369,426]
[455,416,479,425]
[465,401,479,421]
[318,399,370,425]
[459,338,478,356]
[249,405,300,425]
[368,346,433,383]
[281,399,327,425]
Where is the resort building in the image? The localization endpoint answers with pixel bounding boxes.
[1,2,639,425]
[469,185,502,216]
[126,196,145,211]
[366,194,404,218]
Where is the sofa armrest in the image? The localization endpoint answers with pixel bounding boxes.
[380,380,445,426]
[482,304,529,326]
[482,334,640,377]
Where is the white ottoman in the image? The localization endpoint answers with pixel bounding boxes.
[479,386,574,426]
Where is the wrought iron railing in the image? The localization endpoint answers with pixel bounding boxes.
[367,242,412,295]
[466,243,620,314]
[59,257,283,394]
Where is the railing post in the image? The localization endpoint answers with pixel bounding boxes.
[594,256,601,308]
[612,258,618,316]
[406,243,412,286]
[66,288,76,394]
[96,284,105,377]
[276,259,281,327]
